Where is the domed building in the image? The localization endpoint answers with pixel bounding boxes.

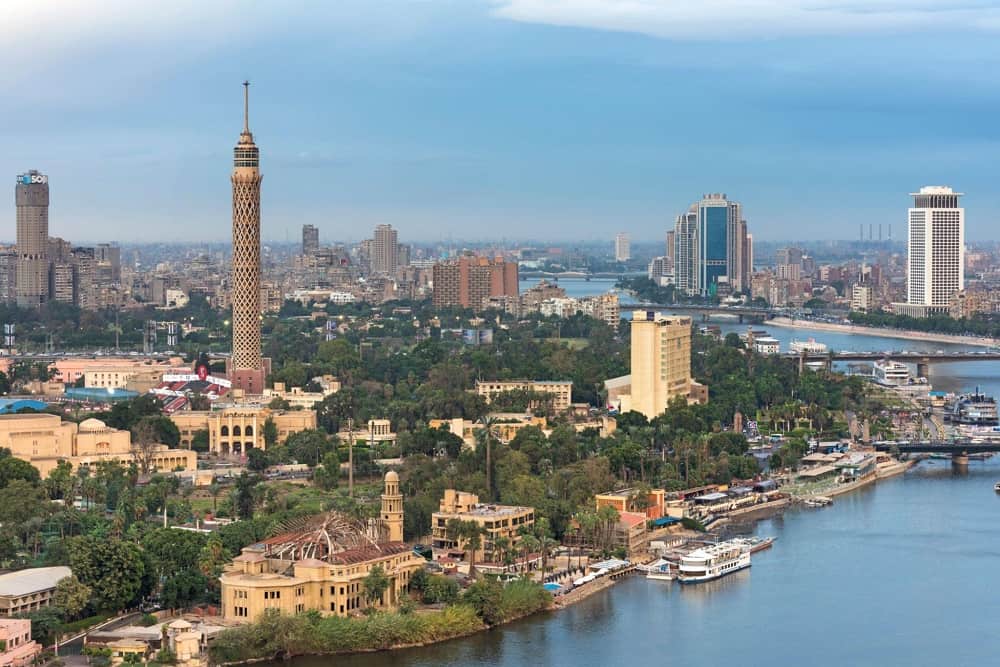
[0,413,195,476]
[220,471,422,622]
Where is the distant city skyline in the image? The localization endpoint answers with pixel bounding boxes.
[3,2,1000,242]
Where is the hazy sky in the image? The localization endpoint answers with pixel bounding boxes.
[3,0,1000,244]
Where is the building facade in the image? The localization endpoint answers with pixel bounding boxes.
[15,171,50,307]
[431,255,519,311]
[302,224,319,255]
[431,489,535,564]
[220,472,421,622]
[474,380,573,412]
[371,224,398,275]
[604,312,705,420]
[0,618,41,667]
[229,82,267,393]
[170,407,316,455]
[614,232,630,262]
[0,414,195,477]
[0,567,72,617]
[897,186,964,317]
[673,194,752,297]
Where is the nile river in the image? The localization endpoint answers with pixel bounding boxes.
[284,285,1000,667]
[283,458,1000,667]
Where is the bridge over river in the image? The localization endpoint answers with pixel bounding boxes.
[874,440,1000,463]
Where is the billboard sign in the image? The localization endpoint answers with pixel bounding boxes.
[18,173,48,185]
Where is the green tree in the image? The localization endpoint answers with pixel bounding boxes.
[68,536,146,612]
[54,575,92,620]
[246,448,269,473]
[285,429,333,466]
[362,564,390,607]
[190,430,210,453]
[316,338,360,375]
[45,460,76,500]
[141,528,208,586]
[0,456,41,489]
[161,569,207,610]
[462,578,505,625]
[262,418,278,449]
[233,473,259,520]
[313,452,340,491]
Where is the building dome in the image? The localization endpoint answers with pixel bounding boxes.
[79,418,108,432]
[384,470,399,483]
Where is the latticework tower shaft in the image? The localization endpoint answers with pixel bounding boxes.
[230,82,265,393]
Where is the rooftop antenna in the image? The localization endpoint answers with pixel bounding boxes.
[242,80,250,133]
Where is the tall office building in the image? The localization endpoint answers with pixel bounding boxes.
[0,249,15,303]
[895,186,964,317]
[95,243,121,283]
[672,211,697,295]
[15,170,50,307]
[672,193,751,297]
[302,224,319,255]
[229,82,267,393]
[614,232,630,262]
[432,255,518,311]
[372,224,399,275]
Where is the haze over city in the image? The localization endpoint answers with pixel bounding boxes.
[4,0,1000,242]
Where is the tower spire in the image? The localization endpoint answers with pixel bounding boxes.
[242,80,250,133]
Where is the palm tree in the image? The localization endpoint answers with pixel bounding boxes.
[534,517,556,576]
[520,534,540,574]
[209,481,221,514]
[493,535,511,569]
[463,523,483,577]
[596,505,620,553]
[575,511,599,570]
[476,416,498,501]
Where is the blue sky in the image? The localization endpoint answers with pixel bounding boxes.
[3,0,1000,243]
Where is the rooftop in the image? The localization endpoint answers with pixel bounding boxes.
[0,566,71,597]
[441,503,532,518]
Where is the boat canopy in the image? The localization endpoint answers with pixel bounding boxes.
[651,516,680,527]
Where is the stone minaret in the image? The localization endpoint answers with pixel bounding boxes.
[229,81,266,394]
[381,471,404,543]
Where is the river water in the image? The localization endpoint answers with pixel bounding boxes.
[282,284,1000,667]
[289,458,1000,667]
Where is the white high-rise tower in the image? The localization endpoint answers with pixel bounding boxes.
[900,186,964,317]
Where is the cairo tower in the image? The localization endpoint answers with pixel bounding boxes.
[228,82,269,393]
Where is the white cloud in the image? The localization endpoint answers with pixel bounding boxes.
[490,0,1000,39]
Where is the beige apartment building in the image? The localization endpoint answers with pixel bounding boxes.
[605,312,706,420]
[261,377,339,410]
[220,472,422,622]
[0,414,195,477]
[475,380,573,412]
[170,407,316,455]
[431,489,535,564]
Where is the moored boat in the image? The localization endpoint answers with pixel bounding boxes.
[642,558,676,581]
[677,539,751,585]
[732,536,775,553]
[994,482,1000,493]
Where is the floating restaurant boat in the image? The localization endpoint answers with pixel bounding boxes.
[803,496,833,508]
[948,390,998,427]
[871,360,930,394]
[789,338,828,354]
[677,539,752,585]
